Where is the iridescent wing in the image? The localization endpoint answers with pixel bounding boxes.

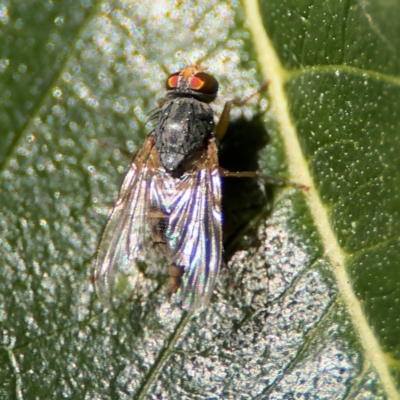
[167,140,223,310]
[95,136,223,312]
[94,135,165,305]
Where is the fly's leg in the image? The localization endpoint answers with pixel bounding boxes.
[147,209,184,295]
[219,168,258,179]
[148,211,169,253]
[168,265,183,297]
[97,139,135,157]
[216,81,269,141]
[219,167,309,190]
[216,82,308,190]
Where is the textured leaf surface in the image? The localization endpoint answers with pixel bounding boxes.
[0,0,399,398]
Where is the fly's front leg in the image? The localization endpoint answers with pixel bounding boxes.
[217,82,308,191]
[216,81,269,141]
[216,81,269,179]
[97,139,135,157]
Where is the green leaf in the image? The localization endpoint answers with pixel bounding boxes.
[1,0,399,398]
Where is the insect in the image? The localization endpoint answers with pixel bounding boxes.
[95,65,259,311]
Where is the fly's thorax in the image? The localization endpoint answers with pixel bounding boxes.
[154,97,216,172]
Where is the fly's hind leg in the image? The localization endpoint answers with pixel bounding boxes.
[148,211,185,296]
[168,265,183,297]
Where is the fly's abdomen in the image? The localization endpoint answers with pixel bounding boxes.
[154,97,215,172]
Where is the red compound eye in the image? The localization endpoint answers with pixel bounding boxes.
[166,73,180,90]
[189,72,218,95]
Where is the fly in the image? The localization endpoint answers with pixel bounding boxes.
[94,65,260,311]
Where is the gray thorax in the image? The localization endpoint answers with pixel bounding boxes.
[154,97,215,172]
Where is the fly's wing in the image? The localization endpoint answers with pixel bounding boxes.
[167,142,223,311]
[94,136,165,305]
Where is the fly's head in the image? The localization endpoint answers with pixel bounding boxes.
[165,65,219,103]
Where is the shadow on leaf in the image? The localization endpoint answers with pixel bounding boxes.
[219,113,272,260]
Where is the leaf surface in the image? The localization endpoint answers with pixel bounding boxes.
[1,0,399,398]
